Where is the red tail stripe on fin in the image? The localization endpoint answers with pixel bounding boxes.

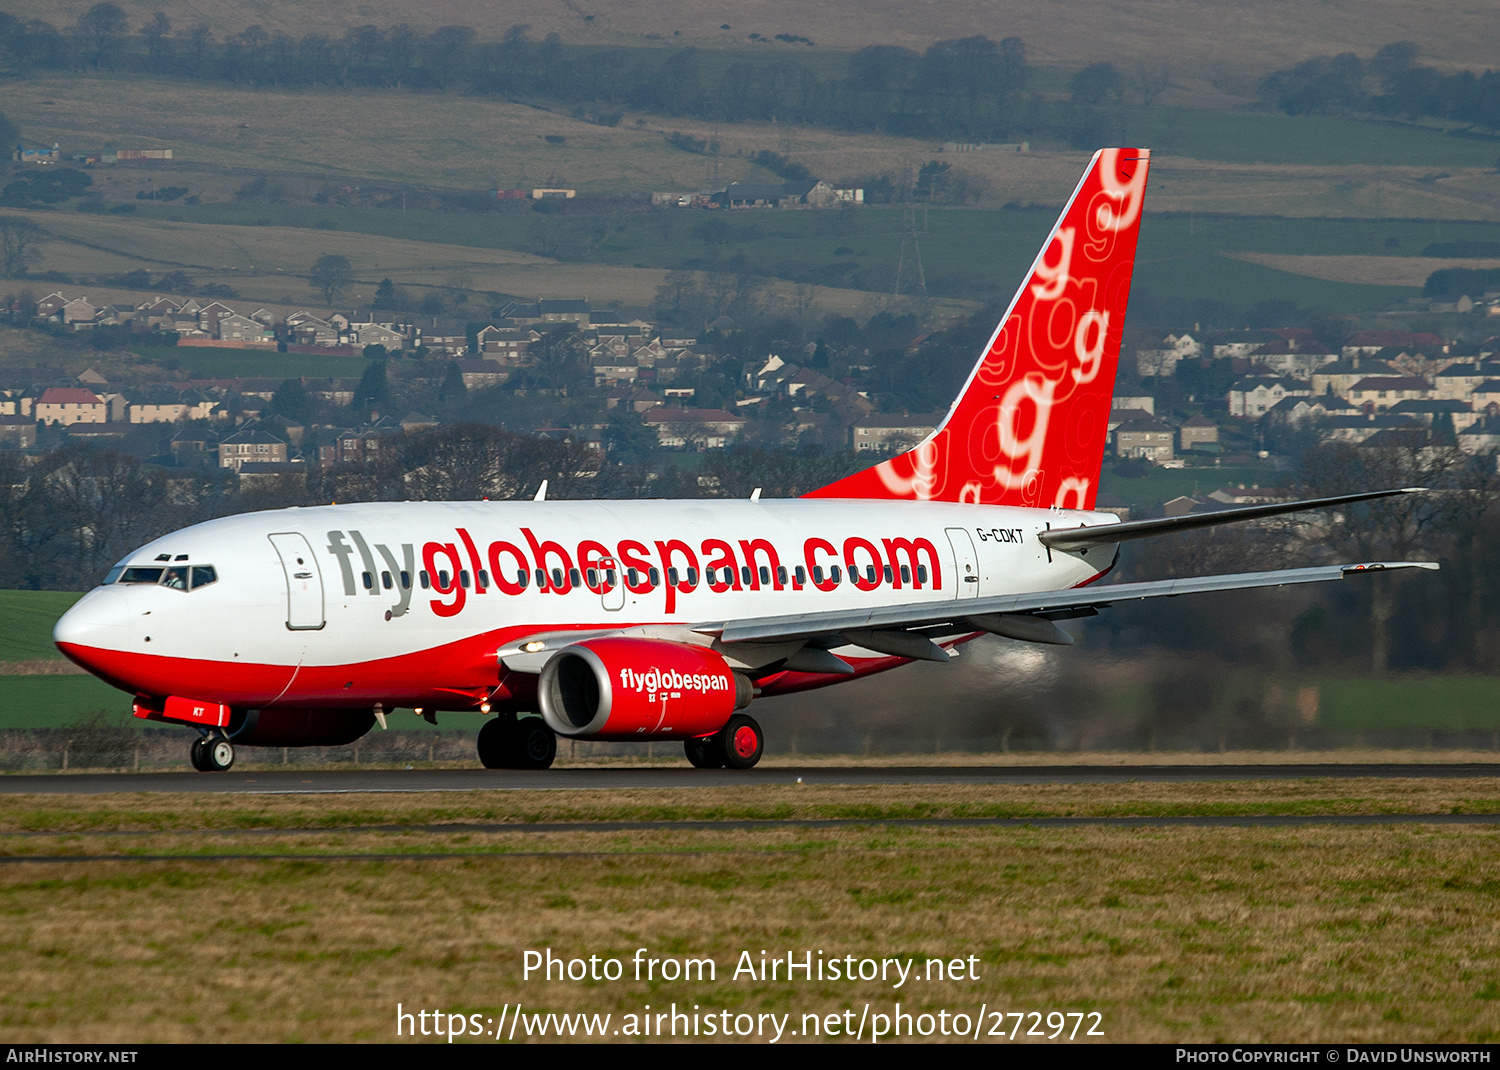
[806,147,1150,510]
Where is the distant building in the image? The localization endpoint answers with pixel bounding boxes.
[1178,414,1218,450]
[1114,417,1174,462]
[1209,485,1294,505]
[35,387,107,426]
[852,414,941,452]
[218,429,289,471]
[644,408,746,449]
[1112,395,1155,416]
[455,360,510,390]
[0,415,36,449]
[1228,377,1311,418]
[1310,358,1404,398]
[1136,333,1202,377]
[1346,376,1433,413]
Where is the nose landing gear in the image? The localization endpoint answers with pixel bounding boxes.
[189,733,235,772]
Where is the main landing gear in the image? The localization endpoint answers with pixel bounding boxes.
[684,714,764,770]
[477,714,557,770]
[189,733,235,772]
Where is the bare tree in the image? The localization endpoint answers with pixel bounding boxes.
[139,11,171,71]
[1297,436,1458,673]
[74,2,130,69]
[0,217,48,277]
[308,253,353,306]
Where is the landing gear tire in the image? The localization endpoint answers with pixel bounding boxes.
[715,714,764,770]
[205,737,234,771]
[684,734,724,769]
[191,735,234,772]
[478,715,557,770]
[513,718,557,770]
[477,715,514,769]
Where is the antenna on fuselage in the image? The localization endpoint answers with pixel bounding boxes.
[533,480,548,502]
[750,487,762,501]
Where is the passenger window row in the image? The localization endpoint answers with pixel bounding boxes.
[399,562,926,593]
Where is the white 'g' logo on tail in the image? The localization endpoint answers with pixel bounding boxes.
[1073,310,1108,384]
[1095,148,1148,232]
[994,374,1055,489]
[1031,227,1074,301]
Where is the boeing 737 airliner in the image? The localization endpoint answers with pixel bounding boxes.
[53,148,1435,772]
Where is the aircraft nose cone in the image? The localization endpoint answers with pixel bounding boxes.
[54,588,130,665]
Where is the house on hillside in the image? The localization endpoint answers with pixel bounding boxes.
[1178,414,1218,450]
[35,387,107,425]
[1135,333,1202,377]
[1346,376,1433,413]
[852,414,940,453]
[0,415,37,449]
[644,408,746,449]
[1228,376,1310,417]
[218,429,288,471]
[1115,417,1175,462]
[455,361,510,390]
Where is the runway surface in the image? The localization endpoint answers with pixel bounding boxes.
[2,762,1498,795]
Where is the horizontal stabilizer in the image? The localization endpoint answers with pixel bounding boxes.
[1039,487,1425,552]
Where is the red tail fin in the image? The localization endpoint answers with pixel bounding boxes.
[807,147,1150,510]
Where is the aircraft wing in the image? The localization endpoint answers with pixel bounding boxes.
[1038,487,1424,553]
[700,560,1439,647]
[499,561,1437,673]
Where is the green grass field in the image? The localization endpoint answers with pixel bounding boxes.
[3,783,1500,1042]
[1122,108,1500,169]
[0,677,132,728]
[1321,678,1500,731]
[0,592,80,663]
[1098,466,1276,507]
[173,351,373,379]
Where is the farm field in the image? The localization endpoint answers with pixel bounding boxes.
[6,74,1499,218]
[1229,252,1500,287]
[11,209,947,320]
[17,197,1423,313]
[0,591,81,665]
[1,783,1499,1041]
[2,0,1498,76]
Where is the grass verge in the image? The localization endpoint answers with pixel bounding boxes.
[1,783,1498,1042]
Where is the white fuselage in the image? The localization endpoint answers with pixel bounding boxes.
[54,498,1115,711]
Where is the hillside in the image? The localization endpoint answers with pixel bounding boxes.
[5,0,1497,81]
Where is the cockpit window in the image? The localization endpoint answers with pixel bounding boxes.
[118,567,165,584]
[108,564,218,590]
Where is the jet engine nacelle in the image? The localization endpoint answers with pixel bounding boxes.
[538,637,751,740]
